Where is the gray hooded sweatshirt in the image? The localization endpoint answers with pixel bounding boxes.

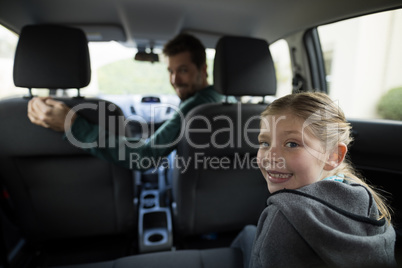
[249,180,396,268]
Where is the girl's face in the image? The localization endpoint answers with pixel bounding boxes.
[257,112,328,193]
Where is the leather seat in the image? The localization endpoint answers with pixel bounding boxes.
[171,36,276,236]
[0,25,136,256]
[53,248,242,268]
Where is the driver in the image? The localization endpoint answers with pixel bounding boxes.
[27,33,227,170]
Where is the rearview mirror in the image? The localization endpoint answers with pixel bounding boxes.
[134,51,159,63]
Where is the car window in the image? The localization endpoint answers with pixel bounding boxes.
[0,27,214,99]
[318,9,402,121]
[0,25,21,99]
[81,41,291,99]
[1,24,291,101]
[86,42,172,96]
[270,39,292,98]
[87,42,215,97]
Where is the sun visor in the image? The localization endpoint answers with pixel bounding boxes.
[76,25,126,42]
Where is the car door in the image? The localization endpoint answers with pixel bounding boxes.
[311,8,402,255]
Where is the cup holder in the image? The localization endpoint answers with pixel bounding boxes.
[149,233,163,243]
[144,228,168,246]
[143,193,156,209]
[139,190,172,252]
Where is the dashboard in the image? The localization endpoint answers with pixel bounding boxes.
[100,94,181,138]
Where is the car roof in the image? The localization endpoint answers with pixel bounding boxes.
[1,0,401,48]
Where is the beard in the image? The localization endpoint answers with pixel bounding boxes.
[173,77,204,101]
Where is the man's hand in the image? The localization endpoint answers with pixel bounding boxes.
[28,97,77,132]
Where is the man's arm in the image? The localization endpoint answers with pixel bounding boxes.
[28,97,181,170]
[65,111,182,170]
[28,97,76,132]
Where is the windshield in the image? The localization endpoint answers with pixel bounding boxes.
[0,24,290,100]
[84,41,215,98]
[0,27,215,99]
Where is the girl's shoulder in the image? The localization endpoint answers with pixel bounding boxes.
[267,181,380,222]
[257,181,395,268]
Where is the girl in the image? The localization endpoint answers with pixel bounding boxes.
[234,92,396,267]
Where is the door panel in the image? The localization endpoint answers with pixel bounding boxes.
[348,119,402,249]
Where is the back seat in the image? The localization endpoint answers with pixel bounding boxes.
[53,248,242,268]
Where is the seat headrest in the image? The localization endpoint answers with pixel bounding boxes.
[213,36,276,96]
[13,24,91,89]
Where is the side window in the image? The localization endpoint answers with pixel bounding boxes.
[318,9,402,121]
[0,24,21,99]
[270,39,292,98]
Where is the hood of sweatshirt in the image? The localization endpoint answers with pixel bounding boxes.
[266,180,396,266]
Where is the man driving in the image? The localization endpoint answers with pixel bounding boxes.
[28,33,227,170]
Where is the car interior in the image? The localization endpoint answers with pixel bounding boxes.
[0,0,402,267]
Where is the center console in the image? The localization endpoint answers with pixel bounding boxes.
[137,167,173,253]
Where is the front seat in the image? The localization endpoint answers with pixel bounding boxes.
[0,25,136,262]
[172,36,276,237]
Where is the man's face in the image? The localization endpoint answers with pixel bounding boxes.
[167,51,208,101]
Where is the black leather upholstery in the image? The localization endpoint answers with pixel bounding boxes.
[172,36,275,236]
[214,36,276,96]
[172,102,269,235]
[53,248,243,268]
[13,24,91,89]
[0,98,135,241]
[0,25,135,244]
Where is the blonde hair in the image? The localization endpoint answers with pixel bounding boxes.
[261,92,392,223]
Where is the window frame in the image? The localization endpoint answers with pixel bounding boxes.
[303,28,328,93]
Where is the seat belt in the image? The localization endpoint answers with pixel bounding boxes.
[292,73,305,93]
[291,47,306,93]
